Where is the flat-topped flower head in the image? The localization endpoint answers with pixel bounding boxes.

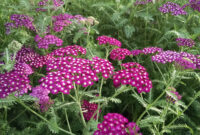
[53,0,64,7]
[16,47,46,68]
[96,35,122,48]
[14,63,33,75]
[0,71,31,98]
[142,47,163,55]
[30,85,52,112]
[110,48,131,60]
[151,50,180,64]
[5,14,35,34]
[113,62,152,93]
[131,49,143,56]
[40,57,99,94]
[48,45,87,57]
[189,0,200,12]
[81,100,100,121]
[35,35,63,49]
[90,56,114,79]
[159,2,187,16]
[94,113,142,135]
[176,38,195,47]
[52,13,86,32]
[175,57,196,69]
[134,0,152,5]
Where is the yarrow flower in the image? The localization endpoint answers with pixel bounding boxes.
[93,113,142,135]
[5,14,35,34]
[151,50,180,64]
[81,100,100,121]
[52,13,86,32]
[176,38,195,47]
[16,47,46,68]
[0,71,31,98]
[40,56,99,94]
[90,56,114,79]
[131,50,143,56]
[35,35,63,49]
[134,0,152,5]
[52,0,64,7]
[48,45,87,57]
[96,35,122,48]
[142,47,163,55]
[175,57,196,69]
[30,85,53,112]
[159,2,187,15]
[131,47,162,56]
[189,0,200,12]
[113,62,152,93]
[110,48,131,60]
[14,63,33,75]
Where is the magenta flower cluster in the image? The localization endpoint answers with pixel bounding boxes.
[110,48,131,60]
[16,47,46,68]
[176,57,196,69]
[152,51,200,69]
[151,50,180,64]
[159,2,187,16]
[35,35,63,49]
[30,85,53,112]
[52,13,85,32]
[113,62,152,93]
[40,54,114,94]
[142,47,163,55]
[81,100,100,121]
[53,0,64,7]
[93,113,142,135]
[176,38,195,47]
[49,45,87,57]
[189,0,200,12]
[5,14,35,34]
[40,57,97,94]
[90,56,114,79]
[0,70,32,98]
[96,35,122,48]
[131,47,162,56]
[134,0,152,5]
[131,50,143,56]
[36,0,64,12]
[14,63,33,75]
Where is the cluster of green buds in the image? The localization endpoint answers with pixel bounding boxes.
[8,40,23,53]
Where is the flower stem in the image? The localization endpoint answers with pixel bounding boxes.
[61,93,72,133]
[73,83,87,127]
[15,96,75,135]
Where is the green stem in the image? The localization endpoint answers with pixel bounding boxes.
[96,78,104,122]
[136,81,173,124]
[61,93,72,133]
[73,83,87,127]
[154,62,167,84]
[15,97,75,135]
[8,109,26,124]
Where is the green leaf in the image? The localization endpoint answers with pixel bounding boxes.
[139,116,164,128]
[124,25,135,39]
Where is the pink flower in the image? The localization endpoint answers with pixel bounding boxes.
[110,48,131,60]
[97,35,122,47]
[113,62,152,93]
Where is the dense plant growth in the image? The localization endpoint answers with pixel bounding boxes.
[1,0,200,134]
